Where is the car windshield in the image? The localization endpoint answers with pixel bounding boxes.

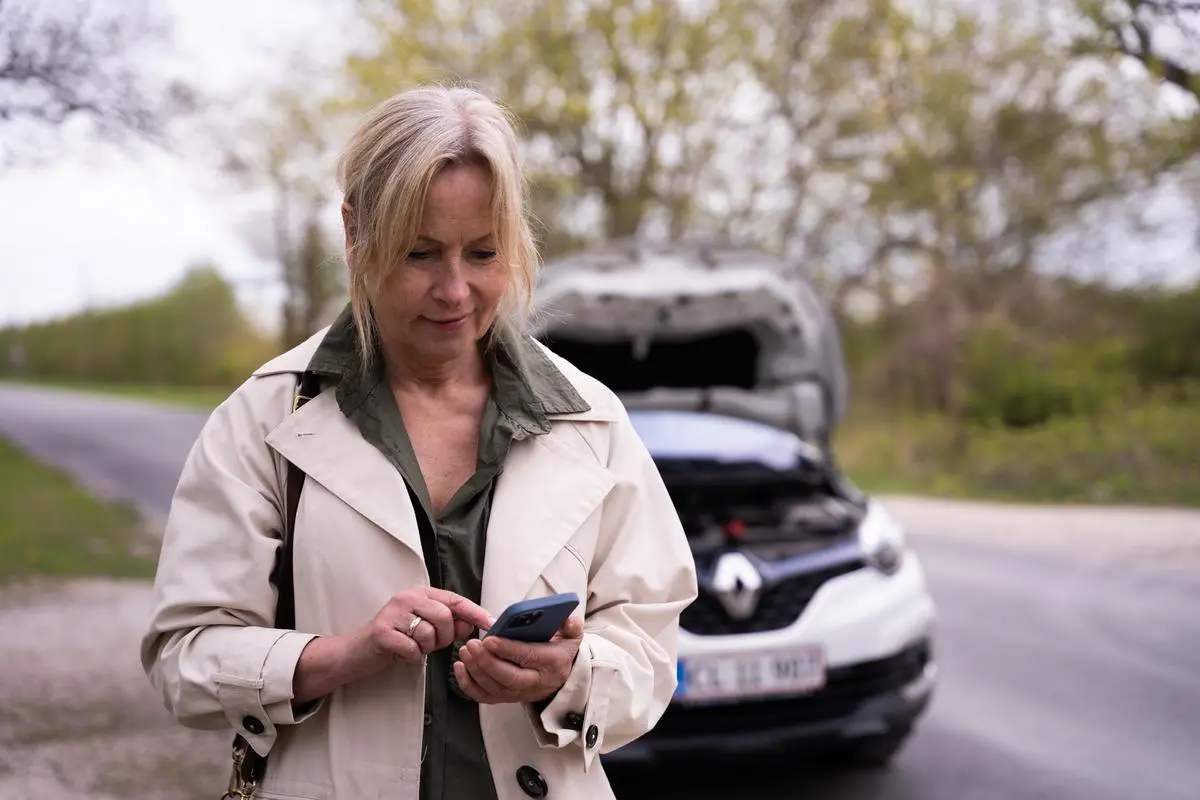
[627,409,819,472]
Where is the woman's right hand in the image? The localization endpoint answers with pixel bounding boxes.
[294,588,494,704]
[353,587,495,669]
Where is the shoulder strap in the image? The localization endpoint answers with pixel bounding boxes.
[230,370,322,794]
[274,370,322,631]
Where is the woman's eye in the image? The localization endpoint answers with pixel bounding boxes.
[472,249,498,261]
[407,250,433,261]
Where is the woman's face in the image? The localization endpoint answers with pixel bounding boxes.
[369,162,509,371]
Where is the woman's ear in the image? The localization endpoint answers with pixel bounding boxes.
[341,201,355,251]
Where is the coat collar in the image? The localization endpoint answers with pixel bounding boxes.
[263,387,617,608]
[257,320,622,607]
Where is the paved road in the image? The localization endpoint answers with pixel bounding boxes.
[2,385,1198,800]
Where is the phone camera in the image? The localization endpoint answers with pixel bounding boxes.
[512,610,543,628]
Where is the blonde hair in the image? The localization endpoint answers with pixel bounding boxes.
[335,84,539,365]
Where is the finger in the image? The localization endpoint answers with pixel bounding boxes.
[483,636,552,669]
[560,615,584,639]
[465,640,541,693]
[372,621,424,664]
[424,588,495,630]
[549,615,584,643]
[453,618,476,642]
[459,643,511,698]
[406,618,437,654]
[453,661,493,704]
[407,597,457,651]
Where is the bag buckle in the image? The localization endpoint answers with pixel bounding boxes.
[221,740,257,799]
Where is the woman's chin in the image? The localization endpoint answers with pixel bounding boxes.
[413,330,483,364]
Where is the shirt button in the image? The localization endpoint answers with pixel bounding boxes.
[563,711,585,731]
[585,724,600,749]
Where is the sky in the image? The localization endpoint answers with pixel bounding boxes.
[0,1,1198,330]
[0,0,360,328]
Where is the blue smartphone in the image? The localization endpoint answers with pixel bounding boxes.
[483,592,580,643]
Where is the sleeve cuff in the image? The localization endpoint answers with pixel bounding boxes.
[525,636,617,771]
[214,629,324,755]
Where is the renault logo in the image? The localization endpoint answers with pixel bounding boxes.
[711,552,763,620]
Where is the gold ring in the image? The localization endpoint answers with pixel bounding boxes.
[406,615,425,637]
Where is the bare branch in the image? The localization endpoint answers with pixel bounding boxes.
[0,0,195,166]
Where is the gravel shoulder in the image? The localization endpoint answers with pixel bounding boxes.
[0,578,227,800]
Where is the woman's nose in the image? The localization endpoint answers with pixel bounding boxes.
[432,261,470,304]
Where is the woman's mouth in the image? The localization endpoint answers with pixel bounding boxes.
[426,314,469,330]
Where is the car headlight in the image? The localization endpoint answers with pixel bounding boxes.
[858,501,907,575]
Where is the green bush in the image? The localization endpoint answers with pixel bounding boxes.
[0,265,277,389]
[1130,285,1200,388]
[959,316,1133,429]
[836,396,1200,506]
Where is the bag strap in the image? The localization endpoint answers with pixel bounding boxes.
[275,369,322,630]
[226,370,322,798]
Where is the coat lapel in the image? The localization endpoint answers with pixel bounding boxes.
[264,390,427,563]
[480,426,615,615]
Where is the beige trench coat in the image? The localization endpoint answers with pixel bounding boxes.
[140,329,698,800]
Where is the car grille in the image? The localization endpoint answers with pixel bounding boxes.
[680,558,864,636]
[653,639,932,738]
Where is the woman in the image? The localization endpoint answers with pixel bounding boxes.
[140,84,698,800]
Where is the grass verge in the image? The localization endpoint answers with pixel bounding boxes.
[835,400,1200,507]
[0,437,159,584]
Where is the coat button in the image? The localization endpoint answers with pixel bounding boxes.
[241,715,265,735]
[515,765,548,798]
[563,711,584,731]
[585,724,599,748]
[423,712,433,726]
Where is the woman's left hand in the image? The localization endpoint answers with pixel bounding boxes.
[453,616,583,704]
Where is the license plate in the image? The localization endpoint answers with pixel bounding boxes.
[675,645,826,703]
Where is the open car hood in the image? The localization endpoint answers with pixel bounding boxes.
[532,238,850,443]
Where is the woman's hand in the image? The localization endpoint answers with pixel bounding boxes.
[453,616,584,705]
[294,587,493,704]
[357,586,495,667]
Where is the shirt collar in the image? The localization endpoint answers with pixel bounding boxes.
[306,303,590,436]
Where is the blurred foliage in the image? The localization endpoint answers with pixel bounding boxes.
[835,389,1200,506]
[0,0,196,168]
[0,266,276,388]
[4,0,1199,505]
[342,0,759,252]
[1130,284,1200,390]
[218,87,348,348]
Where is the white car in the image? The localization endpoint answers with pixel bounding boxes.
[534,238,938,770]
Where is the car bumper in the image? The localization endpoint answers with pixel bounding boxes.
[604,638,936,766]
[605,546,938,766]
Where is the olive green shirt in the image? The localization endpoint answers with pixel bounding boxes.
[305,305,589,800]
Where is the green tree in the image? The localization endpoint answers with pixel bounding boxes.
[343,0,756,251]
[845,5,1167,413]
[0,265,275,387]
[220,86,347,349]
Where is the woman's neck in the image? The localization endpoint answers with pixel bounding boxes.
[381,343,490,398]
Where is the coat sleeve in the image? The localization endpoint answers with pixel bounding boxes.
[139,377,324,758]
[528,403,699,771]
